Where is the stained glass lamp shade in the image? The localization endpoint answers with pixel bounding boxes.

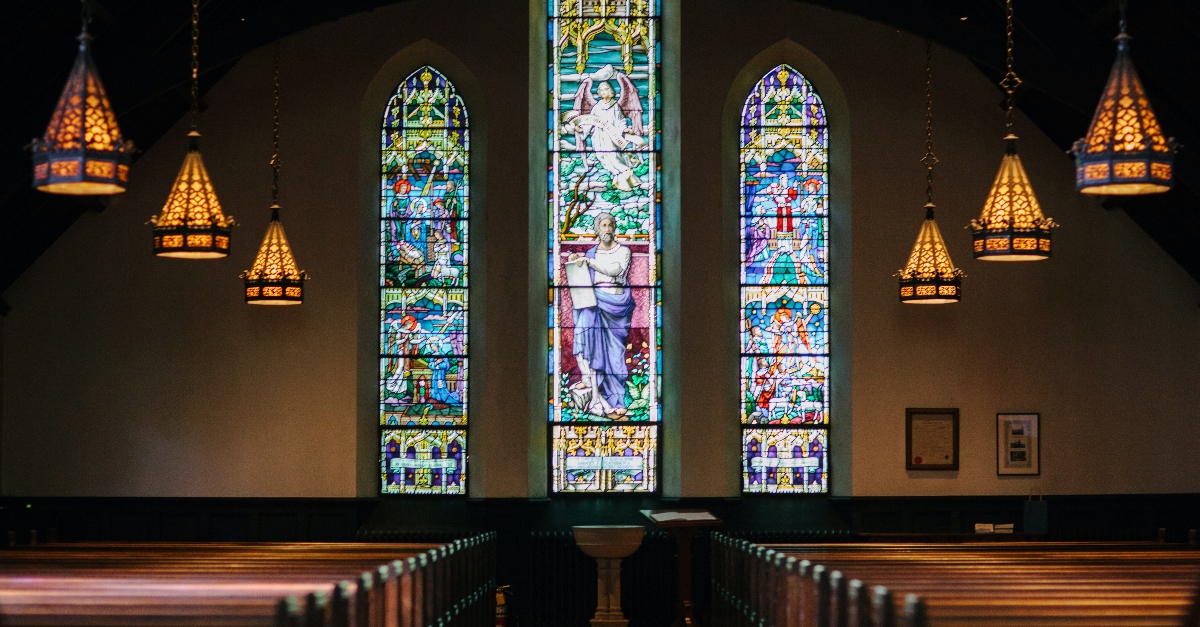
[1072,32,1178,195]
[32,33,133,195]
[970,0,1057,262]
[241,205,307,305]
[899,204,963,303]
[969,135,1057,261]
[149,131,234,258]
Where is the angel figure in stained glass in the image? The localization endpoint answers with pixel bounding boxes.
[564,64,647,191]
[384,359,409,406]
[767,306,818,354]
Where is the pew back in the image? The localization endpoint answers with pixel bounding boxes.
[712,534,1200,627]
[0,534,497,627]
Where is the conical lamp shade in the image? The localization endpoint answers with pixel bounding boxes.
[32,33,134,195]
[1072,33,1177,195]
[150,131,234,258]
[898,204,963,303]
[241,206,307,305]
[969,136,1057,261]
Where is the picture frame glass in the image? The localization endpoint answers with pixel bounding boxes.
[906,409,958,470]
[997,413,1040,475]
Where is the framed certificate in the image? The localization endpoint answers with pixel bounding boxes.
[997,413,1040,475]
[906,408,959,470]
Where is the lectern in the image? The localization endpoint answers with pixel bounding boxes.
[641,510,722,627]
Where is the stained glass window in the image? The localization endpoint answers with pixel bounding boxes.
[380,66,469,495]
[740,65,829,494]
[548,0,661,493]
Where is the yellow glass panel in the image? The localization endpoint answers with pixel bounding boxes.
[1113,162,1146,179]
[897,215,962,282]
[50,161,80,177]
[1084,163,1109,180]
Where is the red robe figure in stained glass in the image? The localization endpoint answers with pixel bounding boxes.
[768,173,798,233]
[753,358,777,414]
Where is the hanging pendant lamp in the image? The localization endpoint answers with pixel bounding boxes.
[898,42,964,304]
[241,49,308,305]
[32,0,134,195]
[969,0,1057,261]
[150,0,233,258]
[1072,0,1178,195]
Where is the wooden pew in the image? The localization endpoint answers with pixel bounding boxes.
[0,532,497,627]
[775,541,1200,625]
[711,533,1200,627]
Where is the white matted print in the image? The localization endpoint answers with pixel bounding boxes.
[997,413,1040,476]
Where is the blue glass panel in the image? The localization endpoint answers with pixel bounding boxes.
[549,1,661,493]
[380,66,469,495]
[742,428,827,493]
[382,429,467,495]
[740,65,829,494]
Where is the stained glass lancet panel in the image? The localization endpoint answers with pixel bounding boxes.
[379,66,469,495]
[548,0,661,493]
[740,65,829,494]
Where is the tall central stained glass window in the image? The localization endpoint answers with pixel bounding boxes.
[379,67,469,495]
[548,0,661,492]
[740,65,829,494]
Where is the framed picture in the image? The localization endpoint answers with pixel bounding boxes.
[997,413,1040,475]
[906,408,959,470]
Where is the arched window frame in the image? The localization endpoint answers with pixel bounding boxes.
[724,43,851,497]
[547,0,676,492]
[739,64,829,494]
[377,65,471,496]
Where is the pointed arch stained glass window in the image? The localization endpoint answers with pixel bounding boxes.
[740,65,829,493]
[548,0,661,492]
[379,66,469,495]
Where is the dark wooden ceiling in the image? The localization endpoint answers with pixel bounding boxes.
[1,0,1197,301]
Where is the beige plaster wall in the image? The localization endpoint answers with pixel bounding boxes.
[1,0,528,497]
[3,1,1198,498]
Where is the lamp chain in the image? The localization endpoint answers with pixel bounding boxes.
[271,46,281,207]
[80,0,92,34]
[1118,0,1128,34]
[921,40,938,212]
[999,0,1022,132]
[190,0,200,129]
